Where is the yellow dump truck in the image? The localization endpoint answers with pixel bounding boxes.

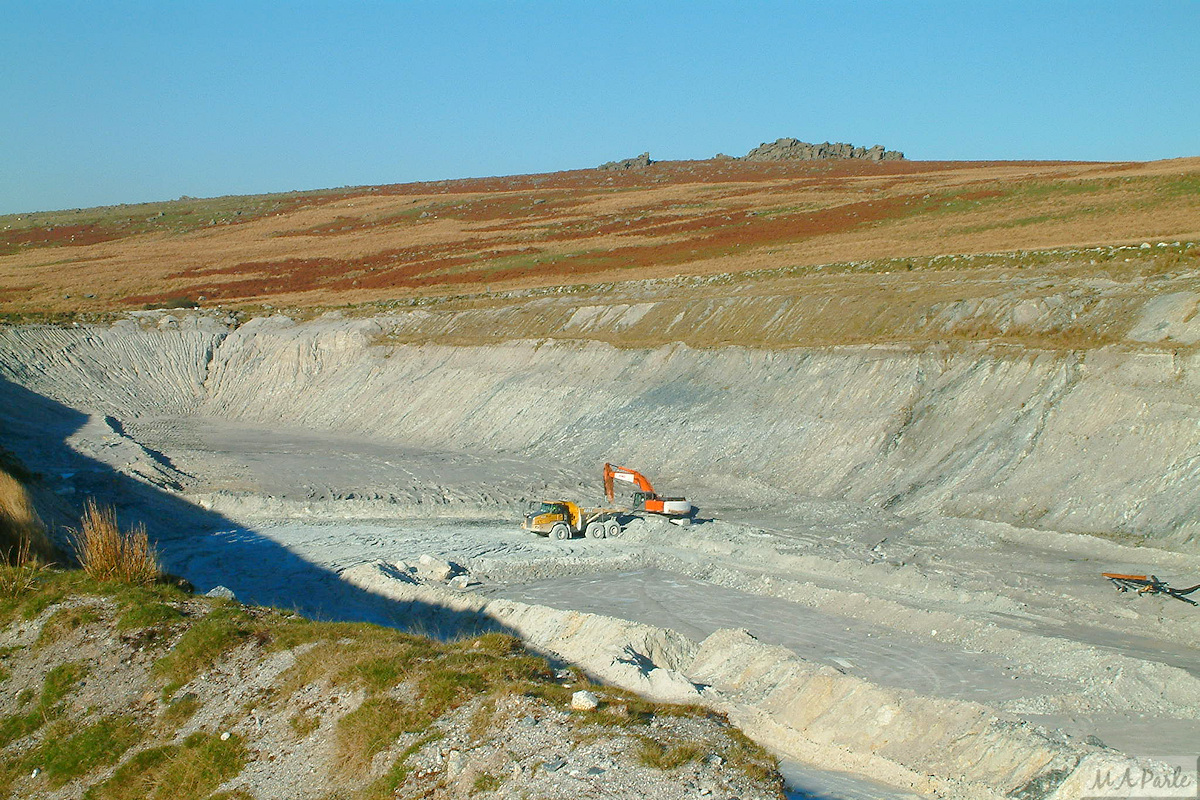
[521,500,622,540]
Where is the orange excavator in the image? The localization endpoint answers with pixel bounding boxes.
[603,463,694,518]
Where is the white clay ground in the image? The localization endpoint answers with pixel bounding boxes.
[103,417,1200,798]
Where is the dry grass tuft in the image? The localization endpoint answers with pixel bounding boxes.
[720,727,780,785]
[0,535,44,598]
[635,736,705,770]
[0,467,53,567]
[71,500,160,585]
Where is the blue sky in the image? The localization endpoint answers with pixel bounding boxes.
[2,1,1197,214]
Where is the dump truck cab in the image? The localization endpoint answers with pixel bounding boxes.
[522,500,582,538]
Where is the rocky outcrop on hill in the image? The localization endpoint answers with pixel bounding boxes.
[599,152,653,170]
[739,138,903,162]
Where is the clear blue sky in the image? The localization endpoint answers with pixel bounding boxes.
[2,1,1197,214]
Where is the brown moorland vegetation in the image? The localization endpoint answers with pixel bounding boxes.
[1,157,1197,317]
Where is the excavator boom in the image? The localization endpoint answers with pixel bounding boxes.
[604,463,654,501]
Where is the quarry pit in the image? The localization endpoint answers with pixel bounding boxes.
[4,273,1200,800]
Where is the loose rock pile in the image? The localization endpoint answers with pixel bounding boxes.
[383,554,480,589]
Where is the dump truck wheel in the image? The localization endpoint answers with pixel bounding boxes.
[551,523,570,540]
[586,522,606,539]
[604,520,621,538]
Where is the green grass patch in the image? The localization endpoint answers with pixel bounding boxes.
[37,605,102,646]
[321,632,554,777]
[468,696,497,740]
[0,568,186,628]
[288,711,320,740]
[408,665,487,728]
[358,731,443,800]
[1018,179,1104,198]
[274,628,438,698]
[82,731,247,800]
[347,655,411,693]
[159,693,201,732]
[472,771,504,793]
[566,680,719,731]
[153,605,254,694]
[0,661,88,747]
[0,569,91,624]
[721,727,780,785]
[26,715,143,788]
[1155,173,1200,198]
[335,696,410,774]
[41,661,88,714]
[259,616,374,653]
[117,601,183,631]
[0,710,40,750]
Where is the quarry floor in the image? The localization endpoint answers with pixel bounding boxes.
[37,415,1186,798]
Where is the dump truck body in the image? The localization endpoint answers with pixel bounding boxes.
[521,500,622,539]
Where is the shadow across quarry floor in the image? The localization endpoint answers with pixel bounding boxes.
[0,373,511,636]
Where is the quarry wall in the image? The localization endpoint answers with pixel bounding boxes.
[1,312,1198,547]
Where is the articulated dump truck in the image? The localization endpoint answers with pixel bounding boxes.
[521,500,623,539]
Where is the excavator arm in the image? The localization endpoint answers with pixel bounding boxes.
[604,463,654,501]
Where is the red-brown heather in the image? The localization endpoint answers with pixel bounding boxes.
[1,156,1198,314]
